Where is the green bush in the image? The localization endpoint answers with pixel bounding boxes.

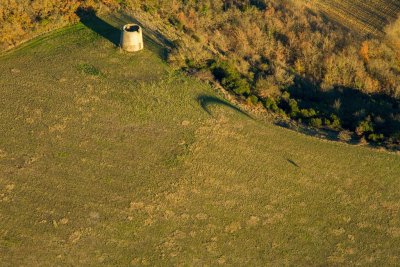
[211,61,251,96]
[323,114,341,130]
[288,99,300,118]
[356,116,374,136]
[299,108,317,119]
[281,91,290,101]
[367,133,385,142]
[264,97,279,112]
[323,118,332,126]
[247,95,259,106]
[310,118,323,128]
[330,114,341,129]
[278,108,287,117]
[228,78,251,95]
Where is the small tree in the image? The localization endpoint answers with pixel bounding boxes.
[310,118,322,128]
[356,116,374,136]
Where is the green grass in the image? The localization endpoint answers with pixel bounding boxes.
[76,63,102,76]
[1,15,400,266]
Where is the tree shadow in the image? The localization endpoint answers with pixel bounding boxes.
[284,75,400,149]
[197,94,253,120]
[75,7,120,46]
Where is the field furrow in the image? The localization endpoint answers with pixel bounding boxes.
[314,0,400,36]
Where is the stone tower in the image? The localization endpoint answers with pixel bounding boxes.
[120,24,144,52]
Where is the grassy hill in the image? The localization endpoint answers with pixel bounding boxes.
[1,15,400,266]
[315,0,400,36]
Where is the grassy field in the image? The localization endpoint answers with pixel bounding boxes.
[314,0,400,36]
[1,15,400,266]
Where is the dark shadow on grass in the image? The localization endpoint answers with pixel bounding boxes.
[197,94,253,120]
[289,77,400,135]
[287,159,300,168]
[277,74,400,150]
[76,7,120,46]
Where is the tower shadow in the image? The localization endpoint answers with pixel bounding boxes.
[75,7,120,47]
[197,94,253,120]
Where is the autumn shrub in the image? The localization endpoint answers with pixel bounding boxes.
[338,130,353,142]
[367,133,385,143]
[255,77,281,99]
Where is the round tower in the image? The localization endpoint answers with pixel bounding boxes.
[120,24,144,52]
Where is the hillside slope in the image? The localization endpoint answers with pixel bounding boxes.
[1,16,400,265]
